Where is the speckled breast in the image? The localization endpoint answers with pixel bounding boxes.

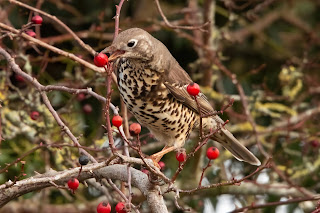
[114,58,197,141]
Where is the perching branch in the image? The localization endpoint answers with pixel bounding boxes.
[0,163,168,213]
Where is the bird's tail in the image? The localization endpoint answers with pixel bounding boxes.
[210,127,261,166]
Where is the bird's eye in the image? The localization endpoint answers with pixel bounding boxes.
[127,39,138,48]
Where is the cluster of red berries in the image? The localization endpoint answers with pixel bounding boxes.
[76,93,93,114]
[175,147,220,163]
[97,201,127,213]
[112,115,143,135]
[25,15,43,38]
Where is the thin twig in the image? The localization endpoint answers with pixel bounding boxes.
[104,67,116,153]
[213,58,269,158]
[155,0,209,31]
[0,47,130,203]
[0,23,104,73]
[111,0,134,207]
[171,125,226,183]
[0,47,96,162]
[198,160,212,187]
[231,196,320,213]
[8,0,96,55]
[178,158,272,194]
[0,143,104,174]
[113,0,126,38]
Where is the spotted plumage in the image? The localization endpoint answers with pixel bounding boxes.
[103,28,261,166]
[115,57,195,148]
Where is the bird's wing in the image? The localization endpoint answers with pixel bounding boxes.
[163,63,214,115]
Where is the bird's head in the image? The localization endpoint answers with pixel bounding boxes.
[102,28,174,70]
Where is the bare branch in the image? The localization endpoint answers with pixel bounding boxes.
[0,23,104,73]
[154,0,209,31]
[8,0,96,55]
[0,164,168,213]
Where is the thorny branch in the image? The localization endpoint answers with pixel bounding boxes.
[0,47,95,162]
[111,0,134,207]
[0,47,131,209]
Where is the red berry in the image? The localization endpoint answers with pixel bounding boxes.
[112,115,123,128]
[158,161,165,170]
[97,202,111,213]
[31,15,43,25]
[141,169,149,175]
[176,150,186,162]
[30,111,40,120]
[129,123,141,136]
[77,93,86,101]
[206,147,220,160]
[26,30,36,38]
[15,74,25,82]
[94,53,109,67]
[83,104,92,114]
[115,202,126,213]
[310,140,320,148]
[67,178,79,191]
[187,82,200,96]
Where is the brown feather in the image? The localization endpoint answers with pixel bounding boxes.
[164,63,261,166]
[211,128,261,166]
[164,63,215,115]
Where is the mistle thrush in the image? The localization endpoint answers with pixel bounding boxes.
[103,28,261,166]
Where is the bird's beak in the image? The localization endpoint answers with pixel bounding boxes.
[101,46,125,62]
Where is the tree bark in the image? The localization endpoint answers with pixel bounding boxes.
[0,164,168,213]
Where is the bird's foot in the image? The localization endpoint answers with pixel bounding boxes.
[148,155,161,169]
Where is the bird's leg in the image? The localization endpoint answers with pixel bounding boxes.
[150,145,176,164]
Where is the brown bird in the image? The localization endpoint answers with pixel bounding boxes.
[103,28,261,166]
